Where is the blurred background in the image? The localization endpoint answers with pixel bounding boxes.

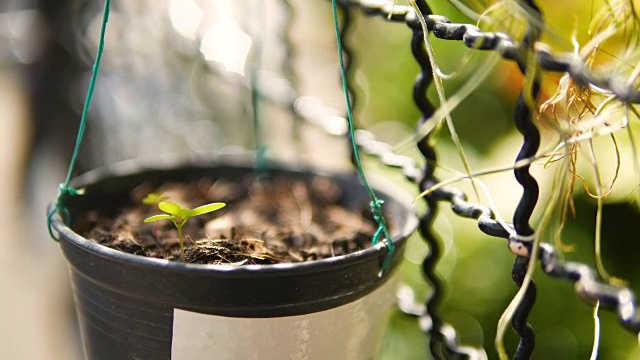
[1,0,639,359]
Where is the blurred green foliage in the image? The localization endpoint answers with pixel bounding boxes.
[334,1,640,359]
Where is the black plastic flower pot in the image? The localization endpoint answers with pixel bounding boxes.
[50,156,418,360]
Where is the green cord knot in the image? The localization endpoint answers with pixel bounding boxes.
[59,184,84,198]
[331,0,396,275]
[47,184,85,241]
[370,198,395,272]
[370,198,385,224]
[47,0,110,242]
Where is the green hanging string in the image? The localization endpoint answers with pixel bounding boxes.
[47,0,111,240]
[330,0,395,272]
[251,0,267,175]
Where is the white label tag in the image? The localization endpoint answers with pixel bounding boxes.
[171,276,397,360]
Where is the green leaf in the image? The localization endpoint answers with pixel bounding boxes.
[158,201,183,216]
[177,209,190,222]
[144,214,173,223]
[142,192,169,205]
[187,202,226,217]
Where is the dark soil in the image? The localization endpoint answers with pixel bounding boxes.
[76,174,378,265]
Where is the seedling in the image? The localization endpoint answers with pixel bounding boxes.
[144,201,226,262]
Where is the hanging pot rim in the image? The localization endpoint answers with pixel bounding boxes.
[50,153,419,277]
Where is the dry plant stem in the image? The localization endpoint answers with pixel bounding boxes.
[415,139,596,213]
[586,140,608,359]
[551,156,574,251]
[590,301,602,360]
[417,113,627,203]
[587,138,615,282]
[582,103,624,281]
[433,0,506,82]
[496,5,542,357]
[409,53,501,147]
[626,107,640,208]
[570,137,620,200]
[412,163,516,238]
[412,1,544,200]
[435,46,478,80]
[445,0,485,21]
[496,163,563,360]
[387,0,398,20]
[496,219,543,359]
[409,0,480,201]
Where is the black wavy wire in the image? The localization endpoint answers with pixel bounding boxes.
[336,1,486,357]
[507,1,543,358]
[341,0,524,358]
[332,0,640,357]
[409,1,486,358]
[335,0,640,355]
